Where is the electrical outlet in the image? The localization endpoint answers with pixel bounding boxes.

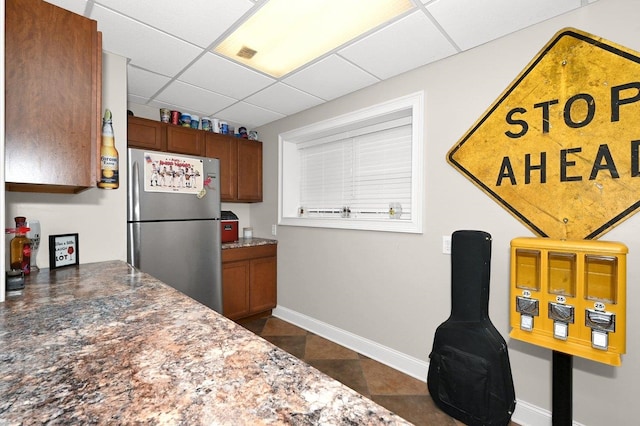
[272,224,277,236]
[442,235,452,254]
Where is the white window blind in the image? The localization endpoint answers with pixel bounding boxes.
[279,91,423,234]
[298,120,412,219]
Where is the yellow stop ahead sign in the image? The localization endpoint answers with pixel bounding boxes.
[448,28,640,240]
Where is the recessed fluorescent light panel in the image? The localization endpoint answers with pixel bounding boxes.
[214,0,413,78]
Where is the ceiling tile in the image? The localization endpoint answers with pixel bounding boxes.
[214,102,286,130]
[90,4,203,76]
[93,0,254,48]
[154,80,237,116]
[127,66,171,98]
[144,98,201,117]
[244,83,324,116]
[128,94,152,106]
[178,52,275,100]
[339,10,458,80]
[284,55,380,101]
[426,0,583,50]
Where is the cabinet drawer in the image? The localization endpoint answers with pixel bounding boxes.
[222,244,277,263]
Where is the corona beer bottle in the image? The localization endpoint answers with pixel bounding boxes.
[98,109,119,189]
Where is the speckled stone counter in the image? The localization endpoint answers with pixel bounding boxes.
[0,261,411,425]
[222,237,277,250]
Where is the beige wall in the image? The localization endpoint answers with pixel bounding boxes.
[253,0,640,424]
[5,51,128,269]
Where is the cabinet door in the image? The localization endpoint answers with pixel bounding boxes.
[5,0,100,193]
[128,116,166,151]
[166,126,204,156]
[205,133,238,201]
[249,256,277,314]
[222,260,251,320]
[237,139,263,202]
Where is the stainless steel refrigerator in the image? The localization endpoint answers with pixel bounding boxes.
[127,148,222,312]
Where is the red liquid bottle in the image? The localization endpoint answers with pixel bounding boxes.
[10,216,31,274]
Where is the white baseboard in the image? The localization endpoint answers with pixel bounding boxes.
[272,305,583,426]
[512,400,552,426]
[272,306,429,381]
[511,400,586,426]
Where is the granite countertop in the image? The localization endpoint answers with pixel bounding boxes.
[0,261,411,425]
[222,237,277,250]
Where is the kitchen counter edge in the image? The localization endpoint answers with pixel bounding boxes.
[222,237,277,250]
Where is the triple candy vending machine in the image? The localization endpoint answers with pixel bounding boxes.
[510,237,626,366]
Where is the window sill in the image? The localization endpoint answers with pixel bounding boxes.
[279,216,422,234]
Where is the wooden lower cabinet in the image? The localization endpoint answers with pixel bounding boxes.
[222,244,277,320]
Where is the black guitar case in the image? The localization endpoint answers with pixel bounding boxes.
[427,230,516,426]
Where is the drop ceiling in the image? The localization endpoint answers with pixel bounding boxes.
[47,0,596,130]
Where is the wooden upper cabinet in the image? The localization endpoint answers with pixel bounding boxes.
[166,125,204,156]
[205,134,263,202]
[127,117,203,156]
[5,0,102,193]
[237,139,263,202]
[205,133,238,201]
[127,116,166,151]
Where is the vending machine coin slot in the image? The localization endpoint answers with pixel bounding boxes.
[516,296,539,331]
[585,309,615,350]
[548,302,574,340]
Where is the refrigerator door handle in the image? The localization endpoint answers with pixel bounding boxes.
[127,158,141,268]
[128,222,142,268]
[129,160,141,222]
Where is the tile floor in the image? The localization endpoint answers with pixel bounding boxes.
[236,315,474,425]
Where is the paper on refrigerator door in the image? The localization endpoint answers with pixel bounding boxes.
[144,152,205,194]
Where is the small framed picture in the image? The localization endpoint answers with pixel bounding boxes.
[49,233,79,269]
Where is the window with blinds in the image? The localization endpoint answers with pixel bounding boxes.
[279,92,423,233]
[299,119,412,219]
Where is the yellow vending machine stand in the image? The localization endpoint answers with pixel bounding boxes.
[510,237,627,366]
